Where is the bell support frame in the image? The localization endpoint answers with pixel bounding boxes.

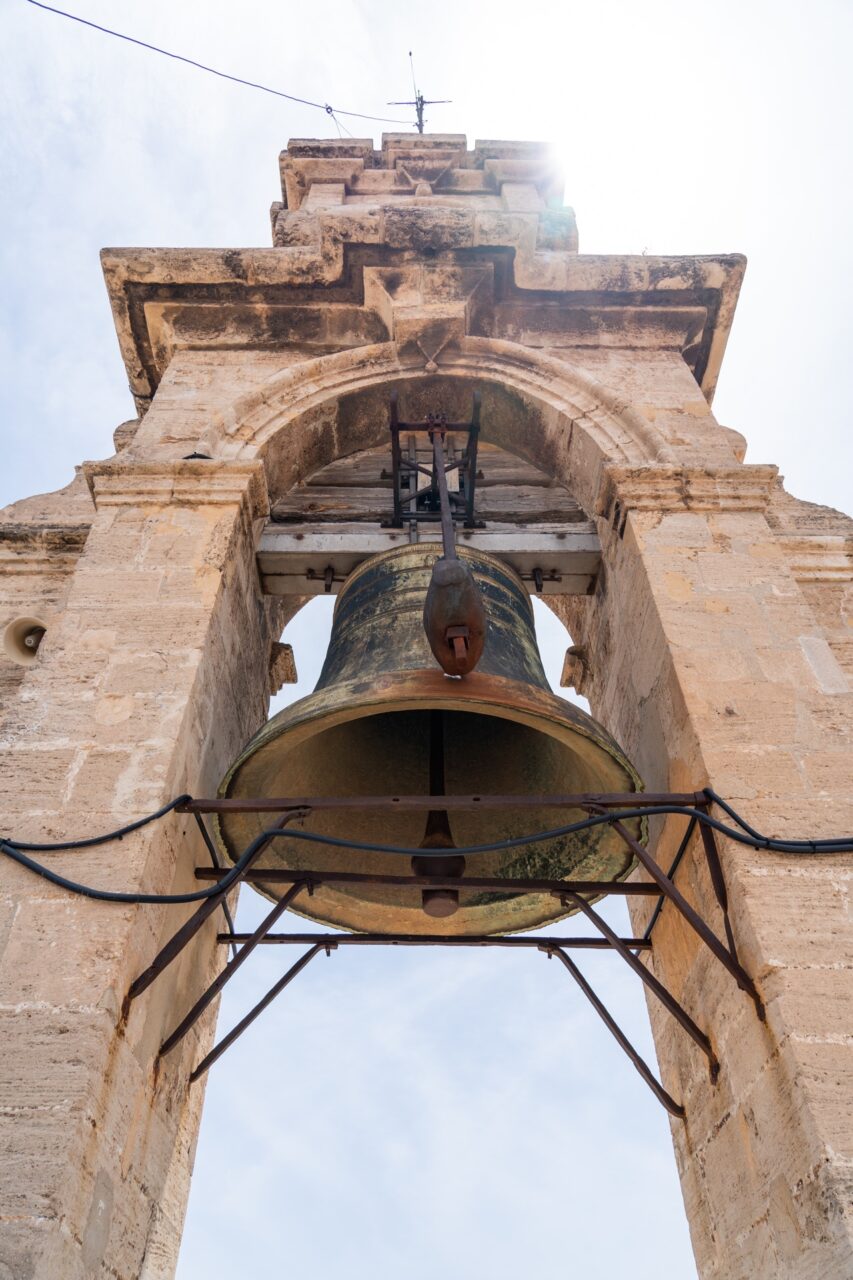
[385,390,483,531]
[124,791,764,1118]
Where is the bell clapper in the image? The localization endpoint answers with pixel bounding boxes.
[412,710,466,918]
[422,421,487,678]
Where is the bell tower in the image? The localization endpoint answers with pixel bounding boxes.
[1,134,851,1279]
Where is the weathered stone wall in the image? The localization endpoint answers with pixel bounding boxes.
[1,133,851,1277]
[0,462,283,1277]
[556,479,853,1276]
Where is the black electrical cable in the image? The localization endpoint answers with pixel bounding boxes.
[249,807,853,858]
[1,802,851,907]
[0,824,284,904]
[25,1,415,126]
[4,795,191,851]
[703,788,851,849]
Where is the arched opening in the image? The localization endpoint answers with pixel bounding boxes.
[175,597,694,1278]
[219,349,674,783]
[222,340,674,516]
[172,357,698,1275]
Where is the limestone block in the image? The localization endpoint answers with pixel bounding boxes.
[383,205,475,251]
[268,640,297,693]
[500,181,543,212]
[113,419,140,452]
[302,181,346,209]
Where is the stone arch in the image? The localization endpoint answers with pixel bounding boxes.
[208,338,664,733]
[213,338,676,515]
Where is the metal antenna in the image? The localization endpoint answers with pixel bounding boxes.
[388,51,451,133]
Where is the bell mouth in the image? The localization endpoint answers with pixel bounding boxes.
[214,669,645,937]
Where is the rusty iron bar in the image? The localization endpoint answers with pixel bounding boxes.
[641,815,698,945]
[216,932,652,950]
[544,946,685,1119]
[610,819,765,1021]
[384,396,484,531]
[430,420,457,561]
[384,509,479,526]
[463,391,481,529]
[158,882,305,1060]
[389,419,484,433]
[126,810,308,1004]
[697,809,742,965]
[193,810,239,960]
[107,794,765,1097]
[194,867,662,897]
[389,392,403,525]
[560,889,720,1081]
[179,792,700,814]
[189,943,334,1084]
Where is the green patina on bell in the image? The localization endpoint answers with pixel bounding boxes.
[214,544,645,935]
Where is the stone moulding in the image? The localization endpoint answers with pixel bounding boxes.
[221,337,677,473]
[100,244,745,416]
[82,459,269,518]
[0,524,90,575]
[777,534,853,583]
[598,464,781,516]
[277,135,565,211]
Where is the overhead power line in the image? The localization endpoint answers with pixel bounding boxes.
[25,0,416,127]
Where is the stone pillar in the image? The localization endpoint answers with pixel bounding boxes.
[0,460,276,1279]
[568,464,853,1279]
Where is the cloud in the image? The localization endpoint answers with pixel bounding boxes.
[5,2,852,1273]
[179,894,694,1278]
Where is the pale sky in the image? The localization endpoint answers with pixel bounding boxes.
[2,0,851,1275]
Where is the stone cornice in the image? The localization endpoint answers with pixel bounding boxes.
[776,534,853,583]
[0,524,90,576]
[82,460,269,518]
[599,465,780,516]
[102,245,744,416]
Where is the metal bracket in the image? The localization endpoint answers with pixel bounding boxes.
[123,793,764,1115]
[384,392,483,531]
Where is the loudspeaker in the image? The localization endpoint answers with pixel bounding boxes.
[3,616,47,667]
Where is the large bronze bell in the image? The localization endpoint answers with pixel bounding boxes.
[213,544,645,935]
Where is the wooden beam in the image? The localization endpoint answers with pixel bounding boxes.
[271,484,586,524]
[257,521,601,597]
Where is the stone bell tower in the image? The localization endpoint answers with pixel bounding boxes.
[1,133,851,1279]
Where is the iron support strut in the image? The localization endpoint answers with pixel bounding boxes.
[112,792,766,1118]
[158,882,304,1059]
[215,931,651,949]
[189,943,335,1084]
[610,819,765,1020]
[180,791,703,814]
[695,799,742,965]
[389,392,403,526]
[544,946,685,1119]
[126,810,308,1007]
[560,890,719,1082]
[463,392,481,529]
[641,815,697,946]
[193,811,239,960]
[194,867,662,897]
